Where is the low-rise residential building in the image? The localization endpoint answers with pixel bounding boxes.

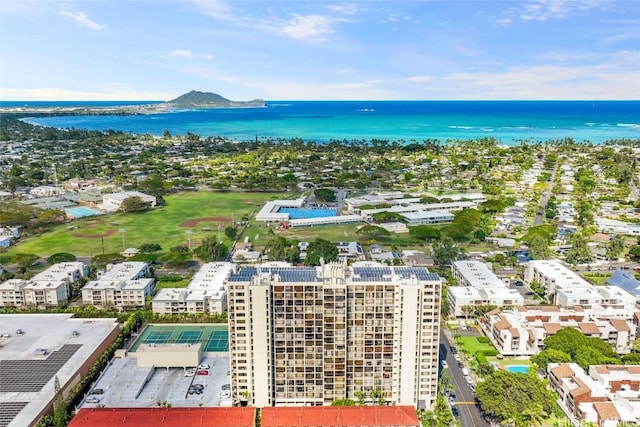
[607,270,640,303]
[548,363,640,426]
[81,262,153,309]
[0,262,87,308]
[151,262,234,315]
[481,306,637,356]
[595,217,640,236]
[447,261,523,317]
[100,191,156,212]
[525,260,637,314]
[525,259,590,296]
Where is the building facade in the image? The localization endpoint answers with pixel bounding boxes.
[227,262,441,410]
[481,306,637,356]
[0,262,87,308]
[81,262,153,309]
[152,262,233,315]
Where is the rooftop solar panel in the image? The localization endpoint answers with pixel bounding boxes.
[0,344,82,393]
[0,402,29,427]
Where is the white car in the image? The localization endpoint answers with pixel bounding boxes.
[465,375,473,384]
[85,396,100,404]
[184,368,196,377]
[219,392,230,399]
[453,354,460,362]
[441,360,448,369]
[198,363,210,370]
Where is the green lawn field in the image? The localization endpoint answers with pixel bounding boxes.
[8,191,290,257]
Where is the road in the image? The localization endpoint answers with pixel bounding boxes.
[439,329,490,427]
[534,160,558,226]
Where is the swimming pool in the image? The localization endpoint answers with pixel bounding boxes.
[278,207,337,219]
[506,365,530,374]
[66,206,101,218]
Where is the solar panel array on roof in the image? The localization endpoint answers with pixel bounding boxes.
[265,267,319,282]
[227,267,257,282]
[393,267,437,280]
[0,402,28,427]
[352,266,393,282]
[0,344,82,393]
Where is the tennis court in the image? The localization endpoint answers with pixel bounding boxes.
[204,330,229,352]
[129,324,228,352]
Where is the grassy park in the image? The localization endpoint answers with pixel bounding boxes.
[7,191,290,257]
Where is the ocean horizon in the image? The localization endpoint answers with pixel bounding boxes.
[6,100,640,145]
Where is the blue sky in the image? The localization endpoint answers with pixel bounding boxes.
[1,0,638,100]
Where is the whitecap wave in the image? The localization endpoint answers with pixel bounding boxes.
[617,123,640,128]
[448,125,474,129]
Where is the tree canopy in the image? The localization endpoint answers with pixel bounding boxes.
[195,236,229,261]
[536,327,620,370]
[47,253,76,265]
[304,238,338,266]
[475,370,556,427]
[120,196,150,213]
[314,188,336,202]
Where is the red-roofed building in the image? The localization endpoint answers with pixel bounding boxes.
[261,406,420,427]
[67,407,256,427]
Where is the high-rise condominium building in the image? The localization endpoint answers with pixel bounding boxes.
[227,262,441,410]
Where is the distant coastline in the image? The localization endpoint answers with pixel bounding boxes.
[4,100,639,145]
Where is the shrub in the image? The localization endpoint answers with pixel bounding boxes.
[476,353,488,364]
[477,336,490,344]
[482,349,499,357]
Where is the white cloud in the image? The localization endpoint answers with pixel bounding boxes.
[278,14,334,42]
[190,0,234,21]
[443,59,639,99]
[325,3,363,16]
[59,8,105,30]
[162,50,214,61]
[498,0,612,23]
[407,76,434,83]
[170,49,194,58]
[0,86,174,101]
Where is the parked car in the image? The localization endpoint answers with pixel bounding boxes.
[85,396,100,404]
[441,360,448,369]
[219,392,230,399]
[198,363,210,370]
[221,384,231,391]
[184,368,196,377]
[452,407,459,417]
[89,388,104,395]
[453,354,460,362]
[464,375,473,384]
[196,370,209,376]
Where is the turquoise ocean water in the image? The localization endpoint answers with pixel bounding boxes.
[10,100,640,145]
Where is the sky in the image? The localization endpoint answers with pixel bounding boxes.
[0,0,639,101]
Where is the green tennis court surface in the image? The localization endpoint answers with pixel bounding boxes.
[129,324,228,352]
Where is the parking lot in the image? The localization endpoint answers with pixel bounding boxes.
[80,355,231,409]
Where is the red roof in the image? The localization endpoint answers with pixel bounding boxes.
[68,407,256,427]
[261,406,420,427]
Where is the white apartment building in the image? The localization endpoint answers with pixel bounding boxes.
[152,262,234,315]
[481,306,637,356]
[81,262,153,309]
[525,259,590,296]
[526,260,636,315]
[556,285,637,315]
[0,262,87,308]
[226,262,442,410]
[447,261,524,317]
[548,363,640,426]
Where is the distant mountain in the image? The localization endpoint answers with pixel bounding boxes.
[164,90,265,108]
